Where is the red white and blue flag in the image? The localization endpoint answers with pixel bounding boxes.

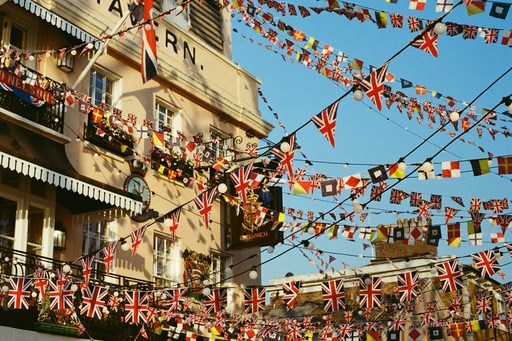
[436,260,464,292]
[204,288,228,313]
[311,100,340,147]
[320,279,345,312]
[243,287,266,314]
[81,255,95,287]
[7,277,32,310]
[101,240,118,275]
[141,0,158,83]
[131,224,150,259]
[358,277,382,309]
[81,285,109,319]
[230,162,254,205]
[194,188,219,229]
[48,277,74,310]
[358,63,389,111]
[124,290,150,324]
[282,281,301,311]
[472,250,501,278]
[167,207,182,244]
[397,271,420,303]
[164,287,187,311]
[270,134,296,179]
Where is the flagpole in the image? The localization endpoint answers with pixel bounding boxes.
[71,5,139,90]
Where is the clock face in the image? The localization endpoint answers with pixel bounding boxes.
[124,174,151,212]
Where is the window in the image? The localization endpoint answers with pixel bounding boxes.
[89,69,117,110]
[153,235,181,287]
[210,251,231,285]
[0,10,37,68]
[155,100,180,136]
[210,128,233,159]
[82,219,116,274]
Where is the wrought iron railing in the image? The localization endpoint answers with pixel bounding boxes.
[0,245,153,290]
[0,64,66,134]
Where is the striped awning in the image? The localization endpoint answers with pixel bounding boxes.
[0,151,142,214]
[10,0,102,49]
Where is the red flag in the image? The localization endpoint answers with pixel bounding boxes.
[141,0,158,83]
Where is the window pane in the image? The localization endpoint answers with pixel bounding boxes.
[10,24,24,48]
[0,198,16,249]
[27,206,44,254]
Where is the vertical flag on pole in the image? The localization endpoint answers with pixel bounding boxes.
[141,0,158,83]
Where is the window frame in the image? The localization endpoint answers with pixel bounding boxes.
[209,250,232,286]
[89,68,120,111]
[153,233,181,287]
[155,99,181,137]
[81,217,118,275]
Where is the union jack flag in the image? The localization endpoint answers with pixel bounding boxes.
[358,63,388,111]
[166,207,181,244]
[470,211,486,232]
[230,162,254,205]
[469,198,481,212]
[472,250,501,278]
[311,100,340,147]
[397,271,419,303]
[411,30,439,57]
[407,16,423,32]
[48,277,74,310]
[446,22,461,36]
[194,188,219,229]
[141,0,158,83]
[503,282,512,307]
[476,290,492,314]
[81,255,95,287]
[429,194,442,210]
[390,13,403,28]
[282,281,301,310]
[7,277,32,310]
[243,287,266,314]
[131,224,150,259]
[124,290,150,324]
[389,189,406,204]
[33,270,48,301]
[108,294,121,312]
[270,134,295,179]
[389,317,407,331]
[204,288,227,313]
[163,287,186,312]
[101,240,118,275]
[81,285,109,319]
[444,207,459,225]
[321,279,345,312]
[358,277,382,309]
[409,191,423,207]
[436,260,464,292]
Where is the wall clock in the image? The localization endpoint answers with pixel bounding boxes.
[124,173,151,212]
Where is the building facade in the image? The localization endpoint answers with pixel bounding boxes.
[0,0,274,339]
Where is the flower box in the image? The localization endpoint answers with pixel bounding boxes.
[151,149,194,182]
[84,122,134,157]
[34,321,79,337]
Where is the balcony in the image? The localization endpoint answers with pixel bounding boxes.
[0,245,153,339]
[0,64,65,134]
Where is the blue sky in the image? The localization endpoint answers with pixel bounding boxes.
[231,0,512,285]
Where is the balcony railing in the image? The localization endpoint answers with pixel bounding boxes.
[0,245,152,290]
[0,63,65,134]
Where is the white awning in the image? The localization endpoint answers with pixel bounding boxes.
[10,0,102,49]
[0,151,142,214]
